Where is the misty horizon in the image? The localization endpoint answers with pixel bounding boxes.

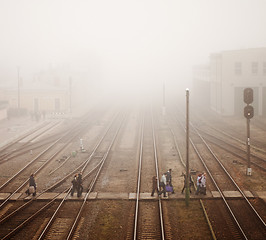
[0,0,266,103]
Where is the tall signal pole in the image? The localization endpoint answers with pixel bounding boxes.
[243,88,254,176]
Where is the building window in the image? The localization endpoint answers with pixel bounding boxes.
[263,62,266,75]
[235,62,242,75]
[251,62,258,75]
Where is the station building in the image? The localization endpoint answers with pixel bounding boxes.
[0,82,69,118]
[193,48,266,116]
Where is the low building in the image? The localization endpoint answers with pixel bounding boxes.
[0,82,69,118]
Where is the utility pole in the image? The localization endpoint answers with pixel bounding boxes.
[185,88,190,206]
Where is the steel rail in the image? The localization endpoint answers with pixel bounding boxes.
[133,112,144,240]
[133,106,165,240]
[0,115,96,209]
[0,189,69,240]
[0,121,49,152]
[151,106,165,240]
[199,123,266,155]
[0,121,63,164]
[203,135,266,171]
[197,129,266,171]
[0,137,62,165]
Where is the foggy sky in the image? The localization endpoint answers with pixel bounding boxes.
[0,0,266,97]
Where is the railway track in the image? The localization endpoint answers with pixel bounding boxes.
[161,120,213,237]
[132,108,165,240]
[38,111,126,240]
[0,104,265,239]
[0,110,111,207]
[190,104,266,150]
[0,111,125,239]
[199,130,266,172]
[0,121,61,155]
[0,121,62,164]
[169,110,266,239]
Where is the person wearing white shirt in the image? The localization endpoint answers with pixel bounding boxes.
[158,174,167,197]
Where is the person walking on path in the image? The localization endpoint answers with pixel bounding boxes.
[71,174,78,196]
[77,173,83,197]
[200,173,207,195]
[164,169,175,193]
[26,173,37,196]
[181,172,192,194]
[158,173,167,197]
[195,173,202,195]
[151,176,159,196]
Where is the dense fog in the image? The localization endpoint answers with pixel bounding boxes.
[0,0,266,107]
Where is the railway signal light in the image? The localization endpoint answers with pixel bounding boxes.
[244,105,254,119]
[243,88,253,176]
[244,88,253,104]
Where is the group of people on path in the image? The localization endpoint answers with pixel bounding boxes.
[71,173,83,197]
[151,169,174,197]
[181,172,206,195]
[26,170,205,199]
[151,169,207,197]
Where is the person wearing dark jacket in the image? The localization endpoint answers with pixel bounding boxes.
[164,169,172,185]
[26,173,37,196]
[71,174,78,196]
[151,176,159,196]
[164,169,175,193]
[77,173,83,197]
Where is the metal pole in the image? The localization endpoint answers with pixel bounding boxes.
[246,118,251,175]
[185,88,190,206]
